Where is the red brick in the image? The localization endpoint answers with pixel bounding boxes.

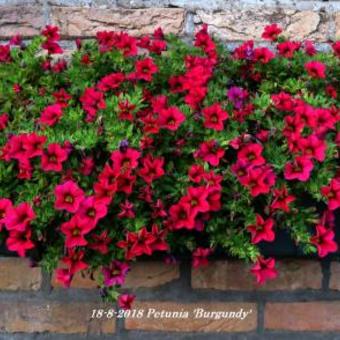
[125,301,257,332]
[125,262,180,288]
[0,257,42,291]
[51,261,180,289]
[265,302,340,331]
[0,301,115,334]
[50,7,185,37]
[0,7,45,38]
[192,260,321,291]
[330,262,340,290]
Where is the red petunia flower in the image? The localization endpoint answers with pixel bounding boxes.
[62,248,88,274]
[54,180,85,213]
[150,224,168,252]
[88,230,112,255]
[110,148,141,174]
[118,200,135,219]
[118,293,135,310]
[151,199,167,219]
[270,186,296,212]
[40,104,63,126]
[41,40,63,54]
[42,25,60,41]
[41,143,68,172]
[80,87,106,122]
[17,159,33,180]
[97,73,125,92]
[159,107,186,131]
[0,198,13,231]
[6,227,35,257]
[133,58,158,82]
[0,113,8,131]
[284,156,314,182]
[310,225,338,258]
[237,143,265,166]
[202,103,228,131]
[195,140,225,167]
[93,180,116,205]
[254,47,275,64]
[24,133,47,158]
[247,214,275,244]
[55,268,73,288]
[61,215,94,248]
[332,41,340,57]
[116,171,136,195]
[240,165,276,197]
[0,44,11,63]
[321,178,340,211]
[180,186,210,215]
[169,202,196,230]
[79,156,95,176]
[4,202,35,232]
[271,92,294,111]
[305,61,326,79]
[138,154,165,184]
[76,196,108,228]
[188,164,205,184]
[277,41,301,58]
[117,228,156,260]
[115,32,137,57]
[251,257,278,285]
[299,134,326,162]
[262,24,282,41]
[325,85,337,99]
[117,100,136,121]
[53,88,72,107]
[304,40,317,56]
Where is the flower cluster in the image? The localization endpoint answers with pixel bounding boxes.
[0,23,339,305]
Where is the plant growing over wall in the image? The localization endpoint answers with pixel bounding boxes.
[0,23,339,306]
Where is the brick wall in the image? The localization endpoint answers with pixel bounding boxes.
[1,257,340,338]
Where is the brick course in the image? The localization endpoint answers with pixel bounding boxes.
[191,260,322,291]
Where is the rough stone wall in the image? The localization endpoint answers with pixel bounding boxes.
[0,0,340,42]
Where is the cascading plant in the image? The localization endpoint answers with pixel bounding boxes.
[0,23,339,307]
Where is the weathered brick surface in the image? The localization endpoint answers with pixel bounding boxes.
[330,262,340,290]
[51,261,180,288]
[0,301,115,333]
[0,257,42,291]
[124,262,180,288]
[265,302,340,331]
[191,260,321,291]
[125,301,257,332]
[0,6,45,38]
[195,8,332,41]
[50,7,186,37]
